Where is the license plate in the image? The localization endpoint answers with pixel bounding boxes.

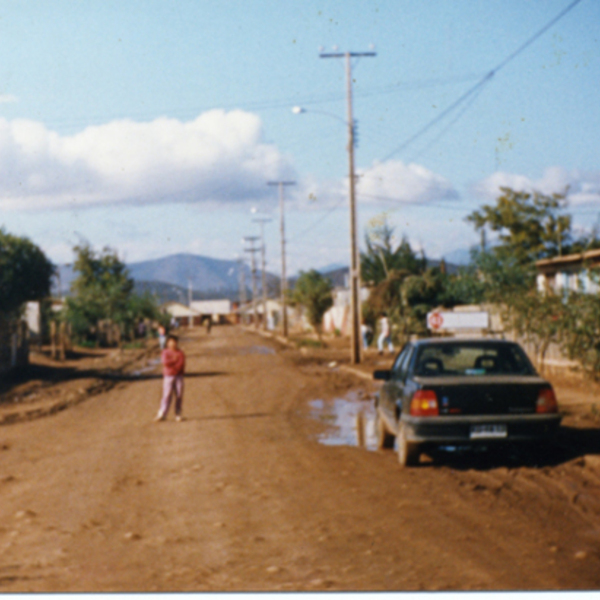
[470,424,507,439]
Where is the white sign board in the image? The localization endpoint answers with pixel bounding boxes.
[427,311,489,331]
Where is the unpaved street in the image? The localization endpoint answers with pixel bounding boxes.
[0,326,599,591]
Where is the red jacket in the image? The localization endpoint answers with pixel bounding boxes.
[162,348,185,376]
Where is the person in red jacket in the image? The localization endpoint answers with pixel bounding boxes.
[155,334,186,422]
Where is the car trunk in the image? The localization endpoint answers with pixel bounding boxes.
[414,375,548,416]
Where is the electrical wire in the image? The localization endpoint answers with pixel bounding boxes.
[357,193,469,211]
[380,0,584,162]
[287,196,347,243]
[406,83,489,163]
[40,72,486,132]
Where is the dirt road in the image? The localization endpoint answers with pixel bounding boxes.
[0,326,599,591]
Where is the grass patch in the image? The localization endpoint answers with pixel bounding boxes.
[295,338,324,349]
[78,340,98,349]
[122,341,146,350]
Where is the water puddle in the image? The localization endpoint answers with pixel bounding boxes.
[309,391,377,451]
[238,346,276,356]
[131,357,162,377]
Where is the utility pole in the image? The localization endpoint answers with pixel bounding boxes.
[238,257,247,324]
[320,49,376,364]
[268,181,296,338]
[253,216,272,331]
[244,236,260,328]
[187,279,193,328]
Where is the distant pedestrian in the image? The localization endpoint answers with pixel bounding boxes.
[205,316,212,334]
[157,325,167,350]
[377,312,393,354]
[155,334,186,422]
[137,319,146,339]
[360,321,372,350]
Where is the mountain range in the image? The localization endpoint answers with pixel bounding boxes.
[53,251,466,303]
[53,253,279,303]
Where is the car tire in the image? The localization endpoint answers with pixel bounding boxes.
[398,422,420,467]
[376,412,395,450]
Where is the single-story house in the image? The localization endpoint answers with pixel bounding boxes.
[190,300,236,324]
[161,301,201,327]
[322,287,371,336]
[535,248,600,294]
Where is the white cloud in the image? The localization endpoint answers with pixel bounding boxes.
[357,160,459,205]
[0,94,18,104]
[472,166,600,206]
[287,160,459,211]
[0,110,293,211]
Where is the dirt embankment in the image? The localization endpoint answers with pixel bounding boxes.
[0,326,598,592]
[0,343,161,425]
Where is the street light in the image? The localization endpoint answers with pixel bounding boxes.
[243,236,260,328]
[293,103,362,359]
[291,106,347,126]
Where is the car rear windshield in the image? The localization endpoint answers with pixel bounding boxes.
[413,342,536,377]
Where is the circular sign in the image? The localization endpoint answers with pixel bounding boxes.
[429,312,444,330]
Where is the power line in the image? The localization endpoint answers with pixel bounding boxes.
[357,193,469,211]
[287,197,347,243]
[380,0,584,162]
[407,83,488,163]
[40,72,485,132]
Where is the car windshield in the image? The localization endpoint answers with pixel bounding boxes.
[413,342,536,377]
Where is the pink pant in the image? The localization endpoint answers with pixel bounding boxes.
[159,375,184,417]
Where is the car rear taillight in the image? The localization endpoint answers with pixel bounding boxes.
[410,390,439,417]
[536,388,558,413]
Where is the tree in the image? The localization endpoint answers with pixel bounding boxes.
[122,291,169,337]
[510,290,565,372]
[0,229,54,319]
[439,264,486,307]
[560,291,600,380]
[291,270,333,341]
[361,214,425,286]
[65,243,134,343]
[466,187,571,264]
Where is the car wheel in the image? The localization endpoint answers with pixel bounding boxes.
[398,422,420,467]
[375,412,395,450]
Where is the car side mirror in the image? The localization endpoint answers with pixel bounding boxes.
[373,370,391,381]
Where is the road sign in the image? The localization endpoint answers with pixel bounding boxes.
[426,311,489,331]
[428,312,444,330]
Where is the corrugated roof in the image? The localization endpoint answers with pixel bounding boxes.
[535,248,600,268]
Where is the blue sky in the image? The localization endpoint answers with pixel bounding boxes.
[0,0,598,274]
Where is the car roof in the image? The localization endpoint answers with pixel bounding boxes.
[410,337,518,347]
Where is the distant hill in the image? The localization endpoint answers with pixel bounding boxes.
[128,253,240,293]
[133,280,241,303]
[51,252,465,302]
[443,248,473,266]
[52,253,280,302]
[316,258,461,290]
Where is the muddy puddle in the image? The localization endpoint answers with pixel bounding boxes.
[238,346,276,356]
[309,391,378,451]
[131,358,162,377]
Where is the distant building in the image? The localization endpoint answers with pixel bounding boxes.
[190,299,235,324]
[535,248,600,294]
[322,287,370,336]
[161,301,201,327]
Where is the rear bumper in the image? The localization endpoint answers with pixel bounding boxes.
[402,413,562,445]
